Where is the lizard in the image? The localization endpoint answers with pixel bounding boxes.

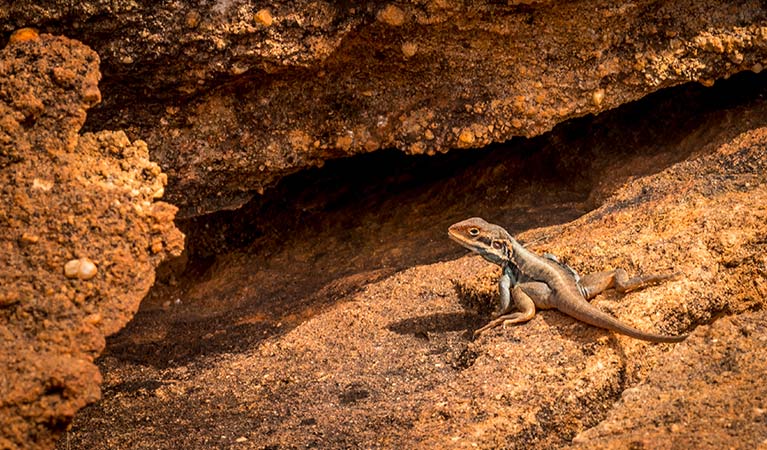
[448,217,688,343]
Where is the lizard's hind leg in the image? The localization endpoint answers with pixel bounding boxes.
[579,269,681,300]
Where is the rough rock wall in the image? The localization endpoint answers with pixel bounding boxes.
[0,31,183,449]
[2,1,766,216]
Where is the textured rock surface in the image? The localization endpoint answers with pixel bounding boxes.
[0,32,184,449]
[568,311,767,449]
[3,1,766,216]
[60,78,767,448]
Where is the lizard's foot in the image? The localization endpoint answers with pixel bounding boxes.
[473,312,533,337]
[614,269,684,293]
[473,318,505,337]
[580,269,684,299]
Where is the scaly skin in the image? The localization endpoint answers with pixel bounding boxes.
[449,217,687,343]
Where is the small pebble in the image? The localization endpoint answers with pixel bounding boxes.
[185,10,201,28]
[64,257,98,280]
[458,129,475,146]
[254,9,273,27]
[378,4,406,26]
[9,28,39,44]
[401,41,417,58]
[592,88,605,107]
[20,233,39,244]
[84,313,102,325]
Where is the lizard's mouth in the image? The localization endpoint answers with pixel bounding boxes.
[448,231,475,250]
[447,230,462,243]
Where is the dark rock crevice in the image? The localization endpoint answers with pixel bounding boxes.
[105,70,767,372]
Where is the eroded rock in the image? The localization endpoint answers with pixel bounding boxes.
[0,33,183,449]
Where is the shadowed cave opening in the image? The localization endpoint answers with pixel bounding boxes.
[105,70,767,369]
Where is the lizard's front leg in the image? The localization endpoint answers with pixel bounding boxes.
[474,281,551,337]
[497,270,513,315]
[579,269,681,300]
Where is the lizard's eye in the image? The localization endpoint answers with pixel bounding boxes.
[469,228,479,236]
[492,241,503,250]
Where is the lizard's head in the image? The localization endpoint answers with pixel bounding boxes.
[448,217,511,265]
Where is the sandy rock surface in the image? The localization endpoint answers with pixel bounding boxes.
[62,118,766,448]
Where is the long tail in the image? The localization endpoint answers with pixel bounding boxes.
[556,296,687,343]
